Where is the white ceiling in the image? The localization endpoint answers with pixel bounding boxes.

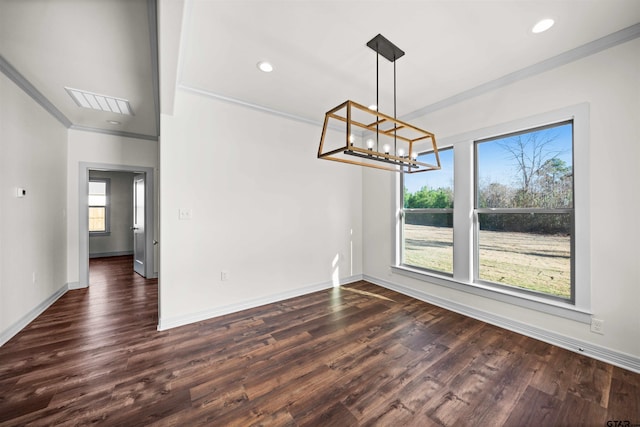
[1,1,639,142]
[0,0,158,140]
[178,0,640,123]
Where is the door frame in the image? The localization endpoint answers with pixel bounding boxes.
[79,162,156,286]
[132,173,147,277]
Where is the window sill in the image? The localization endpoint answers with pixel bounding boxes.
[391,265,591,324]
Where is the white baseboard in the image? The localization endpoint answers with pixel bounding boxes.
[89,251,134,259]
[157,274,363,331]
[67,281,87,290]
[364,274,640,374]
[0,284,68,347]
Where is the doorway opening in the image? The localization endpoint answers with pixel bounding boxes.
[79,162,156,287]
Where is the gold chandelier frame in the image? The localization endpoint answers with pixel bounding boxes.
[317,34,441,174]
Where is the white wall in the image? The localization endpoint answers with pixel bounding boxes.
[159,90,362,327]
[363,39,640,359]
[88,170,135,257]
[0,73,68,342]
[66,129,158,285]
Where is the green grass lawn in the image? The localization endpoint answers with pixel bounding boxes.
[403,224,571,298]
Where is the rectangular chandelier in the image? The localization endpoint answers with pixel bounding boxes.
[318,100,441,173]
[317,34,440,174]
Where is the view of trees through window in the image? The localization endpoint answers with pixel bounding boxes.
[402,148,454,274]
[476,121,574,299]
[402,121,574,300]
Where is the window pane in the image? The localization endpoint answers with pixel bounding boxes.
[404,149,454,208]
[478,213,571,299]
[89,180,107,206]
[89,181,106,195]
[403,212,453,274]
[89,207,106,232]
[403,148,454,275]
[88,194,107,206]
[477,122,573,209]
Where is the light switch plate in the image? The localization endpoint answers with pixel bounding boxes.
[178,208,193,220]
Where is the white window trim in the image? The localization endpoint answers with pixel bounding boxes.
[89,178,111,236]
[394,103,591,323]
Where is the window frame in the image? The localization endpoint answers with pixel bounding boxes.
[88,178,111,235]
[393,104,591,323]
[473,121,575,303]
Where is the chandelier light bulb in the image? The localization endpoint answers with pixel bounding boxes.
[411,152,418,160]
[348,134,355,145]
[383,144,390,154]
[397,148,405,157]
[366,138,375,149]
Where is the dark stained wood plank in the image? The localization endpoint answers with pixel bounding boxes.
[0,256,638,426]
[553,393,607,426]
[503,385,562,427]
[303,401,360,426]
[528,343,582,400]
[607,376,640,421]
[0,392,53,424]
[566,356,613,408]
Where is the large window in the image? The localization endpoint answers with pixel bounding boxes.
[475,121,574,301]
[395,105,589,318]
[89,179,110,234]
[402,148,454,274]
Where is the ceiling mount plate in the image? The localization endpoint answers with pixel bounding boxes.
[366,34,405,62]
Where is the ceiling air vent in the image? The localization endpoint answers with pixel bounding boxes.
[65,87,133,115]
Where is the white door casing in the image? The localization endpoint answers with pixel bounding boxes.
[78,162,156,287]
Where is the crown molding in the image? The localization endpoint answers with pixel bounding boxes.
[0,54,72,128]
[402,23,640,121]
[178,83,325,128]
[1,55,158,142]
[69,125,158,141]
[176,23,639,129]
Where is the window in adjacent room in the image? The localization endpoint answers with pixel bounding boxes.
[401,148,454,275]
[89,179,110,234]
[475,120,574,301]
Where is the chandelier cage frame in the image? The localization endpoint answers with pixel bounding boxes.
[317,34,441,174]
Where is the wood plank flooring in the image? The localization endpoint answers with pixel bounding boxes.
[0,255,638,426]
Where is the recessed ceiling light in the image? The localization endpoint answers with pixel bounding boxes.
[532,18,555,34]
[106,120,121,125]
[65,87,134,115]
[257,61,273,73]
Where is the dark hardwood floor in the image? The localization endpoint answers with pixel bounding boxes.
[0,256,638,426]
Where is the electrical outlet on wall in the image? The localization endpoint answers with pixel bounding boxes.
[590,318,604,335]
